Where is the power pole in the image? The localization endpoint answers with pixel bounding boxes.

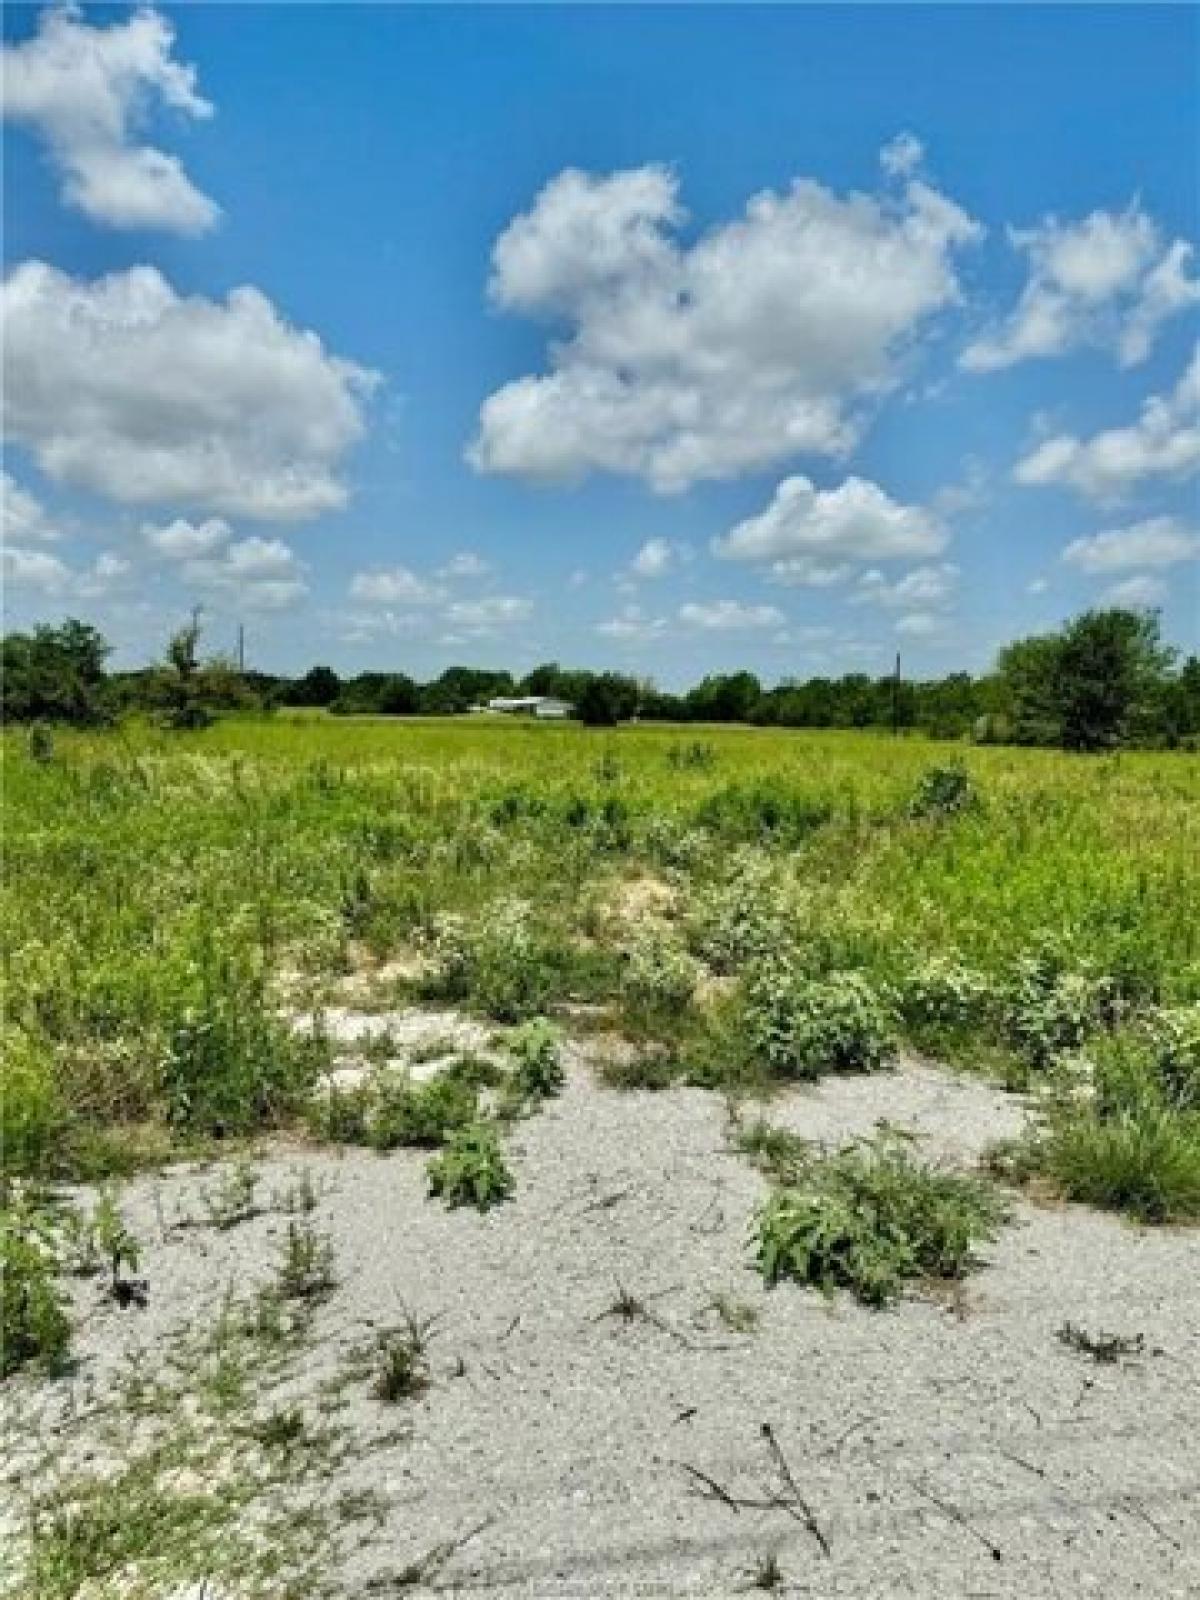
[892,651,901,737]
[237,623,245,674]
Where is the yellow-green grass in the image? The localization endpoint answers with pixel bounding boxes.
[3,716,1198,1176]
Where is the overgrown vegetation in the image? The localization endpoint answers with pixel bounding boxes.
[2,706,1196,1224]
[748,1130,1008,1306]
[991,1008,1200,1221]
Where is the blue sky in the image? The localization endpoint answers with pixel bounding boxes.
[3,3,1197,684]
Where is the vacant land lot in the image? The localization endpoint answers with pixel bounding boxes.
[3,718,1198,1596]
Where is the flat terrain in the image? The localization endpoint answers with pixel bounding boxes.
[5,1049,1198,1598]
[3,718,1198,1595]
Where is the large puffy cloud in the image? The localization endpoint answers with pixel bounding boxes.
[470,154,980,492]
[1014,346,1200,502]
[2,5,218,234]
[1062,516,1199,573]
[2,261,377,521]
[961,204,1198,371]
[713,475,947,586]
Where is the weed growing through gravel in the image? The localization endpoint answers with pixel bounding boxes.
[427,1121,514,1210]
[372,1310,439,1402]
[506,1016,565,1102]
[753,1132,1008,1306]
[276,1221,336,1301]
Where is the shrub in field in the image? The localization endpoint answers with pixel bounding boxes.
[1002,947,1113,1073]
[754,1134,1007,1306]
[427,1121,513,1210]
[908,762,977,821]
[507,1017,564,1100]
[424,899,559,1021]
[160,976,326,1136]
[897,955,999,1037]
[693,779,833,845]
[740,961,896,1080]
[368,1073,479,1150]
[1,1026,63,1176]
[1,1188,72,1377]
[620,928,701,1019]
[687,850,792,973]
[995,1009,1200,1221]
[635,814,711,871]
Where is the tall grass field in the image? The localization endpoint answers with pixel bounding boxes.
[4,714,1197,1191]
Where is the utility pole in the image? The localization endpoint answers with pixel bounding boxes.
[237,623,245,674]
[892,651,901,738]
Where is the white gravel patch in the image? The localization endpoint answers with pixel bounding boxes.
[8,1055,1199,1597]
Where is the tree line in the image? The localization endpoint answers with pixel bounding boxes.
[3,607,1198,752]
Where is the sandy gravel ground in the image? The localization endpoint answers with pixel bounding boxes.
[6,1053,1199,1598]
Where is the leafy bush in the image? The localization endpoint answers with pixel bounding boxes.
[897,955,998,1037]
[161,979,325,1136]
[507,1018,564,1100]
[908,763,977,820]
[620,929,700,1019]
[426,1122,513,1211]
[994,1009,1200,1221]
[1002,948,1112,1073]
[424,899,559,1021]
[754,1134,1007,1306]
[693,779,833,844]
[368,1073,478,1150]
[687,850,792,973]
[740,963,896,1080]
[1,1189,72,1377]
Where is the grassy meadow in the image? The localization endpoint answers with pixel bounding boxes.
[4,713,1197,1185]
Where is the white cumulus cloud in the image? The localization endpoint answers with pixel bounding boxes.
[1,470,60,542]
[142,516,231,560]
[629,537,680,579]
[183,535,308,612]
[961,203,1198,371]
[2,261,377,521]
[855,562,960,609]
[470,154,980,492]
[1062,516,1199,573]
[2,5,218,234]
[678,599,785,631]
[713,475,947,585]
[349,567,443,606]
[1014,346,1200,502]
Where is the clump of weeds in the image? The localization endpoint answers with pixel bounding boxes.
[276,1220,336,1302]
[372,1309,440,1402]
[427,1121,513,1211]
[754,1131,1007,1307]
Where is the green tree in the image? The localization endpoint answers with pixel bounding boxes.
[1056,608,1174,751]
[0,619,111,723]
[577,672,640,726]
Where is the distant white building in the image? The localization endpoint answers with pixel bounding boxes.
[485,695,574,720]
